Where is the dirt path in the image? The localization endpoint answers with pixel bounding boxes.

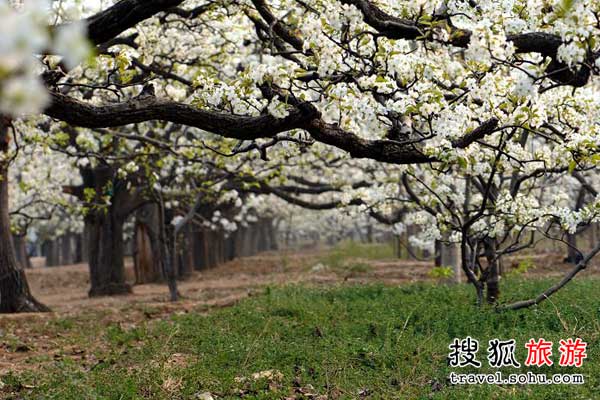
[22,250,437,316]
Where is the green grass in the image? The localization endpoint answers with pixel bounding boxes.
[319,240,396,269]
[4,277,600,399]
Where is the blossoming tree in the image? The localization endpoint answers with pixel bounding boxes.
[2,0,600,312]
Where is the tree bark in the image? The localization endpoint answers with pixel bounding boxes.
[80,229,89,263]
[196,229,210,269]
[158,198,177,301]
[268,218,279,250]
[13,235,32,269]
[133,203,162,284]
[483,238,500,304]
[178,225,194,278]
[564,188,586,263]
[86,205,131,297]
[43,239,61,267]
[0,119,48,312]
[60,233,76,265]
[75,233,84,264]
[565,233,581,264]
[79,164,148,297]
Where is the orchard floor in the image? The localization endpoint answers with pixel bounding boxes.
[1,244,599,399]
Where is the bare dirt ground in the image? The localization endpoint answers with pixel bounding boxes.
[1,249,599,376]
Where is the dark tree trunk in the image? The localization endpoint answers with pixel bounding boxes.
[60,234,76,265]
[565,233,582,264]
[134,221,161,283]
[216,231,225,264]
[366,220,374,243]
[249,224,260,256]
[13,235,32,269]
[0,120,48,312]
[407,224,418,259]
[259,220,270,252]
[171,220,193,280]
[75,233,83,264]
[225,234,235,261]
[268,218,279,251]
[43,239,61,267]
[158,199,177,301]
[86,206,131,297]
[434,240,442,266]
[192,229,206,270]
[565,188,586,264]
[178,225,194,278]
[78,164,149,297]
[236,227,246,258]
[133,204,162,284]
[206,230,216,267]
[195,229,210,270]
[80,229,89,263]
[483,238,500,304]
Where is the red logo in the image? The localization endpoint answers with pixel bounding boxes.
[558,338,587,367]
[524,338,553,367]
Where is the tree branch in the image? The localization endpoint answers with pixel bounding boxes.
[44,91,318,140]
[342,0,594,86]
[84,0,186,45]
[502,241,600,310]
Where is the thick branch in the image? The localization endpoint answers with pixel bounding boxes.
[261,83,497,165]
[165,4,213,19]
[307,120,432,164]
[342,0,593,86]
[343,0,563,54]
[251,0,305,51]
[341,0,423,41]
[262,183,363,210]
[84,0,185,45]
[308,118,498,165]
[452,118,499,149]
[44,91,318,140]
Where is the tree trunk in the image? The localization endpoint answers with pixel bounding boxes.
[483,238,500,304]
[60,234,76,265]
[13,235,32,269]
[133,204,162,284]
[268,219,279,251]
[258,221,268,252]
[406,224,420,259]
[565,188,585,264]
[159,199,177,301]
[435,238,461,283]
[250,224,260,255]
[366,218,374,243]
[565,233,581,264]
[224,231,235,261]
[134,221,160,283]
[75,233,83,264]
[0,122,48,312]
[43,239,61,267]
[175,224,194,279]
[216,230,224,264]
[86,207,131,297]
[80,229,89,263]
[197,230,210,269]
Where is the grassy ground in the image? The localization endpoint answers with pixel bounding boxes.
[318,241,396,266]
[2,276,600,399]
